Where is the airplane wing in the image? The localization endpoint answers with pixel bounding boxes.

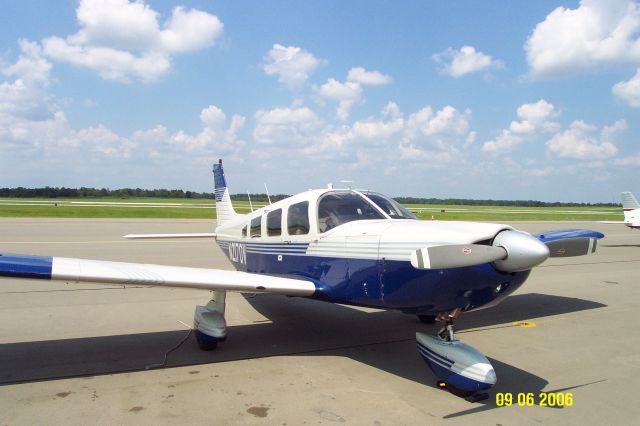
[0,253,316,296]
[534,228,604,257]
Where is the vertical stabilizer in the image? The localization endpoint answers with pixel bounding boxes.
[213,159,238,226]
[621,192,639,210]
[621,192,639,225]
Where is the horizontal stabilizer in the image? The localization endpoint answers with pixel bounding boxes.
[123,233,216,239]
[411,244,507,270]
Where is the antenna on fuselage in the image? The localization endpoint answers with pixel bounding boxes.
[340,180,353,189]
[264,183,272,205]
[247,191,253,212]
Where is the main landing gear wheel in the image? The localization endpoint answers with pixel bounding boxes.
[193,290,228,351]
[195,330,220,350]
[416,309,497,401]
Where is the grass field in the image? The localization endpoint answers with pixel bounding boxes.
[0,198,262,219]
[406,204,621,221]
[0,197,623,221]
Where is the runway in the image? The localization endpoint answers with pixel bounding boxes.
[0,218,638,424]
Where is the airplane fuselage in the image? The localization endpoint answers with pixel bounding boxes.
[214,189,530,315]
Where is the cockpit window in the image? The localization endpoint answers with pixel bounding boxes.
[363,192,416,220]
[317,191,385,233]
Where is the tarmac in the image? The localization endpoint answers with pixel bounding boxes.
[0,218,638,425]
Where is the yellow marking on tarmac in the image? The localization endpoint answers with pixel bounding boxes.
[513,321,537,328]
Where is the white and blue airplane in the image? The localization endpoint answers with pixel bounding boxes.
[0,160,604,399]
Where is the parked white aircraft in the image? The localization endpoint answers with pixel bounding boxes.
[0,160,604,400]
[621,192,640,229]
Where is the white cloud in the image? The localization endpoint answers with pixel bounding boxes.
[171,105,245,153]
[316,67,391,121]
[614,153,640,165]
[525,0,640,78]
[433,46,503,77]
[0,40,55,120]
[253,107,323,146]
[397,105,474,162]
[347,67,392,85]
[509,99,560,134]
[262,44,321,88]
[160,7,223,53]
[482,100,559,153]
[481,129,524,154]
[382,101,402,119]
[405,106,471,144]
[351,116,403,142]
[43,38,172,83]
[613,68,640,106]
[74,125,135,158]
[41,0,223,83]
[316,79,362,121]
[546,119,623,159]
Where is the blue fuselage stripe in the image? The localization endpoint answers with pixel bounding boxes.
[215,239,530,312]
[0,254,53,279]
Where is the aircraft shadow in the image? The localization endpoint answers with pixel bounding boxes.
[0,292,606,416]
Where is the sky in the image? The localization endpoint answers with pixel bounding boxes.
[1,0,639,203]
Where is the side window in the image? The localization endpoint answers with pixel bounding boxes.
[267,209,282,236]
[287,201,309,235]
[250,216,261,238]
[242,225,247,238]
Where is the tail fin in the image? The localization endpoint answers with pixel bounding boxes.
[621,192,639,222]
[213,159,238,226]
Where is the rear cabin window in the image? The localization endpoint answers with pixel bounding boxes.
[317,192,385,233]
[267,209,282,236]
[250,216,261,238]
[287,202,310,235]
[242,225,247,238]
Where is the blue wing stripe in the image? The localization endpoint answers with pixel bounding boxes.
[0,254,53,279]
[535,228,604,242]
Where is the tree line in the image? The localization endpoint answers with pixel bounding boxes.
[0,187,212,199]
[0,187,619,207]
[394,197,619,208]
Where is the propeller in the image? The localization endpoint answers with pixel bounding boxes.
[410,244,506,270]
[410,229,603,272]
[411,230,550,272]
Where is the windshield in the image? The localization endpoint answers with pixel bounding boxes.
[362,192,416,220]
[317,191,385,232]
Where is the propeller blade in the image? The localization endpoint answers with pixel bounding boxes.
[410,244,507,270]
[545,237,599,257]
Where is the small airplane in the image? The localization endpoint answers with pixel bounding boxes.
[0,160,604,400]
[600,192,639,230]
[620,192,640,229]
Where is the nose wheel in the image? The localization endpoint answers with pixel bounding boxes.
[416,309,495,401]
